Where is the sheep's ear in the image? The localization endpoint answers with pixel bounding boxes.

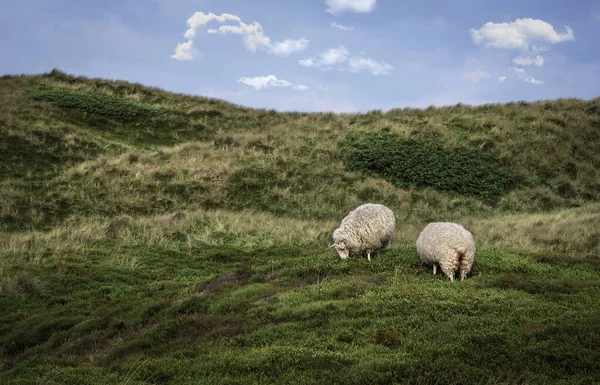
[330,244,337,248]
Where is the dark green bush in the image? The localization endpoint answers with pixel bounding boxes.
[27,90,163,120]
[339,131,516,200]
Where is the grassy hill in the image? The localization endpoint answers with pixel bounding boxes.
[1,69,599,384]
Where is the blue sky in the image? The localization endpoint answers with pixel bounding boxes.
[1,0,599,112]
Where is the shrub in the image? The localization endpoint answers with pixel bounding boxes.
[27,90,163,120]
[339,131,516,201]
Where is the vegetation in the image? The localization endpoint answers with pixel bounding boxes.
[27,90,164,119]
[339,131,517,200]
[0,69,599,384]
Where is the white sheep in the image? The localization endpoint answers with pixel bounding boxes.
[416,222,476,281]
[331,203,396,261]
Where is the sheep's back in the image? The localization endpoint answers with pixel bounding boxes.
[335,204,396,252]
[416,222,474,263]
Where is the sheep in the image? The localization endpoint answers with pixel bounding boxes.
[331,203,396,262]
[415,222,476,281]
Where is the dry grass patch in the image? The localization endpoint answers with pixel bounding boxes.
[463,203,600,257]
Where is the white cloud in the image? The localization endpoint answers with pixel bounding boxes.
[326,0,377,15]
[320,46,351,65]
[532,44,549,52]
[186,12,241,35]
[463,70,491,84]
[469,18,574,50]
[298,57,320,68]
[268,38,309,57]
[206,21,271,51]
[509,66,544,85]
[299,46,392,75]
[170,40,198,60]
[498,76,507,82]
[347,56,393,75]
[299,45,350,69]
[524,76,543,85]
[512,55,544,66]
[331,22,355,31]
[237,75,309,91]
[172,11,308,60]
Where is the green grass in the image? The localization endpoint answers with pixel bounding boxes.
[0,69,599,384]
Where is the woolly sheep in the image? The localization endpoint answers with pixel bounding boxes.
[331,203,396,262]
[416,222,476,281]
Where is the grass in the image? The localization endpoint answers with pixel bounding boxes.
[0,69,599,384]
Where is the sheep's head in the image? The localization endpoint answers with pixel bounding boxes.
[331,241,349,260]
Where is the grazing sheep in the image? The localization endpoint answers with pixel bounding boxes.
[331,203,396,262]
[416,222,476,281]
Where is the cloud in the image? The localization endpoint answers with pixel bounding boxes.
[498,76,507,82]
[268,38,309,57]
[237,75,309,91]
[346,56,393,75]
[510,66,543,85]
[511,66,526,76]
[172,12,308,60]
[299,46,392,75]
[326,0,377,15]
[320,46,351,65]
[463,70,491,84]
[331,22,355,31]
[171,40,199,60]
[512,55,544,66]
[299,45,350,69]
[186,12,242,36]
[469,18,574,50]
[469,20,566,86]
[207,21,271,51]
[298,57,320,68]
[524,76,543,85]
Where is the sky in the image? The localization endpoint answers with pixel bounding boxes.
[1,0,599,112]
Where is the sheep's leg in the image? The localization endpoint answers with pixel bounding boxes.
[446,269,455,282]
[433,263,437,275]
[367,251,371,262]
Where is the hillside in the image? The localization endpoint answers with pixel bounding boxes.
[1,69,599,384]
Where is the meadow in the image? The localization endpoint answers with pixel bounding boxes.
[0,69,599,384]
